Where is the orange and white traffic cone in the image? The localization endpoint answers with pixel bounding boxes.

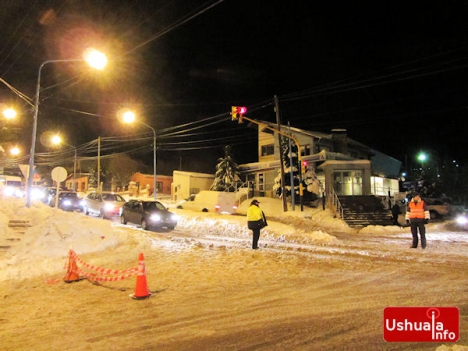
[131,253,151,300]
[63,250,81,283]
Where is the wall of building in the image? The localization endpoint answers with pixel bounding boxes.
[171,170,215,201]
[130,172,172,196]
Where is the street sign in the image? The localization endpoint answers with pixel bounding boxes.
[51,167,67,183]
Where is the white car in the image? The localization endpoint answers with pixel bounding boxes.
[82,192,127,219]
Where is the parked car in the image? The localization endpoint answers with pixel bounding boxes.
[48,191,81,211]
[81,192,127,219]
[120,200,178,230]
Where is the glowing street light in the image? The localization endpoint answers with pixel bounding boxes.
[121,110,157,200]
[26,49,107,207]
[51,134,77,192]
[3,108,16,120]
[9,146,20,156]
[83,48,108,70]
[417,152,427,163]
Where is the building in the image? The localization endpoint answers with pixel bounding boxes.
[238,122,402,212]
[130,172,172,197]
[171,170,215,201]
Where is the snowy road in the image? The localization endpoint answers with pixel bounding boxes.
[113,218,468,270]
[3,199,468,351]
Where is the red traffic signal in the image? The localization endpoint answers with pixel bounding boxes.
[231,106,247,121]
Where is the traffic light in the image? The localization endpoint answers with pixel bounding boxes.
[231,106,247,121]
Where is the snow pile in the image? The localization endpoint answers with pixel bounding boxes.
[0,195,382,281]
[0,198,123,281]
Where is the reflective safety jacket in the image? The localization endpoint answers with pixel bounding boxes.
[405,200,430,220]
[247,205,263,221]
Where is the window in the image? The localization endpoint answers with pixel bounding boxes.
[261,144,275,156]
[301,144,311,156]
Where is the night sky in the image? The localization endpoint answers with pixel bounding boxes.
[1,0,468,175]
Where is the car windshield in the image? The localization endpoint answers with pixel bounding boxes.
[60,193,77,198]
[102,194,126,202]
[142,201,166,211]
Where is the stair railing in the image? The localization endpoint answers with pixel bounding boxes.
[326,186,344,219]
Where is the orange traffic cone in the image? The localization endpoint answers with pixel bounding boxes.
[63,250,81,283]
[131,253,151,300]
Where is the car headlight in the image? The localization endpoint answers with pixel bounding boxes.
[150,214,161,222]
[31,190,44,200]
[104,203,115,211]
[4,187,14,196]
[456,215,468,225]
[171,214,179,221]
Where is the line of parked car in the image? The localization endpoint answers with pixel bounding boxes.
[37,187,178,231]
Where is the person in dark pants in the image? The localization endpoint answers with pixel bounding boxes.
[405,194,430,249]
[247,199,267,250]
[392,202,401,226]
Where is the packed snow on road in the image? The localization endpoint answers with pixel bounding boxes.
[0,196,467,350]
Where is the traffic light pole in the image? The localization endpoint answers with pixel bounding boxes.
[274,95,288,212]
[235,114,304,211]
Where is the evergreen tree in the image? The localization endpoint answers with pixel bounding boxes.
[273,135,320,205]
[274,135,299,197]
[210,145,241,192]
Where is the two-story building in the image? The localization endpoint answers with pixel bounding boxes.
[238,122,402,206]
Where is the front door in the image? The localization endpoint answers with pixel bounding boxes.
[333,171,362,196]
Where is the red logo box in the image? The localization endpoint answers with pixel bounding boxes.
[383,307,459,342]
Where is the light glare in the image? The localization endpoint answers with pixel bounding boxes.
[122,110,136,124]
[3,108,16,119]
[84,48,107,70]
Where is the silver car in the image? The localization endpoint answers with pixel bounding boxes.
[82,192,127,219]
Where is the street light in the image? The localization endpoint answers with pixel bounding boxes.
[3,107,16,120]
[417,152,427,164]
[26,49,107,207]
[51,135,77,192]
[121,110,157,200]
[9,146,20,156]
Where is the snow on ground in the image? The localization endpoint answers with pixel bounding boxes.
[0,196,345,281]
[0,194,466,281]
[1,194,468,350]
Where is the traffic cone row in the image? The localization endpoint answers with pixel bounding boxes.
[63,250,151,300]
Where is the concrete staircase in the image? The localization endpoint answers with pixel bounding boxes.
[338,196,393,227]
[0,220,31,255]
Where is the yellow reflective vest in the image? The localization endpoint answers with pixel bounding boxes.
[247,205,263,221]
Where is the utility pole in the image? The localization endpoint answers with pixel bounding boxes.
[288,122,296,211]
[275,95,288,212]
[97,136,100,191]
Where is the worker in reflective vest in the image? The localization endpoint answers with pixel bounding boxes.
[405,193,430,249]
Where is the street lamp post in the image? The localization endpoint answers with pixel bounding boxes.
[26,50,107,207]
[122,111,157,200]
